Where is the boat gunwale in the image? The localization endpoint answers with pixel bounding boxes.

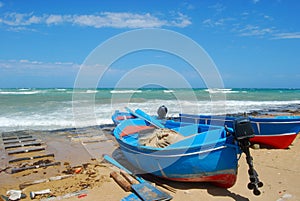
[180,114,300,124]
[114,128,236,151]
[116,138,240,158]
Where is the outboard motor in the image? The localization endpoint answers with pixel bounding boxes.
[157,105,168,119]
[233,118,263,195]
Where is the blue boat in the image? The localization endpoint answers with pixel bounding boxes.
[179,114,300,149]
[113,117,241,188]
[112,108,264,195]
[112,109,300,149]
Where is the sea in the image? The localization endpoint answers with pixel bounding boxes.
[0,88,300,132]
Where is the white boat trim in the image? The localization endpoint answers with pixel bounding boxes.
[253,132,297,137]
[250,120,300,124]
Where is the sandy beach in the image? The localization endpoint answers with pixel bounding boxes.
[1,117,300,201]
[1,0,299,200]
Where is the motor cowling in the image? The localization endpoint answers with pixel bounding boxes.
[233,118,255,140]
[157,105,168,119]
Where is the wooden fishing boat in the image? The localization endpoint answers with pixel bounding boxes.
[112,108,263,194]
[179,114,300,149]
[114,118,240,188]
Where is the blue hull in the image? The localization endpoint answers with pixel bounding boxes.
[113,118,240,188]
[179,114,300,135]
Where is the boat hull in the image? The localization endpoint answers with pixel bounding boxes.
[166,173,237,188]
[114,119,240,188]
[118,142,238,188]
[180,114,300,149]
[250,132,297,149]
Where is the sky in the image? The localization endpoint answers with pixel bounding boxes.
[0,0,299,88]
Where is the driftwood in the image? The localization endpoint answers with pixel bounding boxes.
[11,162,61,174]
[110,171,132,192]
[120,170,139,185]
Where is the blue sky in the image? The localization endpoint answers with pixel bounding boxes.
[0,0,299,88]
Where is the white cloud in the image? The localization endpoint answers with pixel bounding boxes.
[182,2,195,10]
[202,18,234,27]
[20,59,30,63]
[1,12,42,26]
[202,9,298,40]
[235,24,300,40]
[272,32,300,39]
[72,12,166,28]
[209,3,226,13]
[263,15,273,21]
[0,12,191,29]
[238,25,275,37]
[169,13,191,28]
[202,19,215,27]
[46,14,65,25]
[0,62,10,69]
[7,26,37,32]
[0,59,80,72]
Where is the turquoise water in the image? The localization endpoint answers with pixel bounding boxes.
[0,88,299,131]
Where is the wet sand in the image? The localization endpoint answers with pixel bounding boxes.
[1,114,300,201]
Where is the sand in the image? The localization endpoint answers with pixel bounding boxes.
[1,119,300,201]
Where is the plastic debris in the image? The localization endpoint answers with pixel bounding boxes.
[40,189,88,201]
[78,194,87,198]
[74,167,82,174]
[30,189,51,199]
[6,190,22,201]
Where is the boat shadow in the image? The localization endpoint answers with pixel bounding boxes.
[145,176,250,201]
[206,186,250,201]
[110,149,249,201]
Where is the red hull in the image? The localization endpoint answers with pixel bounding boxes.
[163,174,237,189]
[250,132,297,149]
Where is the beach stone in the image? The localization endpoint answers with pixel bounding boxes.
[276,193,293,201]
[282,193,292,199]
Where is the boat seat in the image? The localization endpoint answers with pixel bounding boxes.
[167,129,224,149]
[172,124,200,137]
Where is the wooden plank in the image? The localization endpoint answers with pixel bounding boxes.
[8,147,45,155]
[9,153,55,163]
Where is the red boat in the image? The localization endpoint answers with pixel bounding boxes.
[180,114,300,149]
